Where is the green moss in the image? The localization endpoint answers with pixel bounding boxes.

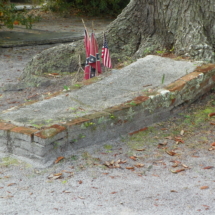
[104,144,113,150]
[0,157,21,167]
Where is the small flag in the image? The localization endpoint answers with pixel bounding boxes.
[89,32,102,74]
[101,33,112,68]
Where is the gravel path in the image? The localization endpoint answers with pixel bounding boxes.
[1,93,215,215]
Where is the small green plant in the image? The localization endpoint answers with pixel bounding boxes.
[81,122,95,129]
[143,47,152,55]
[78,134,86,139]
[81,151,91,160]
[127,101,137,106]
[45,119,53,123]
[31,124,41,128]
[98,116,107,124]
[109,114,116,119]
[25,99,32,102]
[71,139,77,143]
[73,84,82,88]
[71,155,78,161]
[54,142,61,149]
[161,74,165,84]
[0,2,40,29]
[156,49,166,55]
[69,107,78,111]
[104,144,113,150]
[126,107,135,120]
[62,180,68,184]
[63,85,70,91]
[170,46,175,52]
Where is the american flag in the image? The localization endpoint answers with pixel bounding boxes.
[101,33,112,68]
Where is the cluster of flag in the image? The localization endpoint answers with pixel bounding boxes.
[83,27,112,80]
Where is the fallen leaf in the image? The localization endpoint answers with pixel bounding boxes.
[78,180,83,184]
[1,195,13,199]
[182,164,189,168]
[174,136,184,143]
[170,190,178,192]
[129,156,137,161]
[134,163,145,168]
[126,167,135,170]
[48,173,63,180]
[135,148,145,151]
[114,162,120,168]
[27,94,38,99]
[166,150,176,156]
[210,122,215,125]
[200,186,209,190]
[104,160,121,168]
[179,129,184,136]
[165,136,173,140]
[78,196,85,199]
[110,192,117,194]
[208,113,215,117]
[203,166,213,169]
[129,127,148,135]
[118,160,127,164]
[211,142,215,146]
[171,169,185,173]
[7,183,16,187]
[63,190,71,193]
[54,173,63,176]
[110,160,115,165]
[105,161,110,166]
[208,147,215,151]
[54,156,65,164]
[160,141,168,146]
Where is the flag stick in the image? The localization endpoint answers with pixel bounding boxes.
[82,18,90,41]
[82,19,88,32]
[92,21,98,77]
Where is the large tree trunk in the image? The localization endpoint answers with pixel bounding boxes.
[107,0,215,61]
[20,0,215,87]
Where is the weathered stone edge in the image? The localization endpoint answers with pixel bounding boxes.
[0,63,215,167]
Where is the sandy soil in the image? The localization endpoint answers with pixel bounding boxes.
[1,93,215,214]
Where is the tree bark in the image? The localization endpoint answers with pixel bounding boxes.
[107,0,215,61]
[21,0,215,86]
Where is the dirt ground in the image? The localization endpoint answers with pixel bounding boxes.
[1,92,215,214]
[1,11,215,215]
